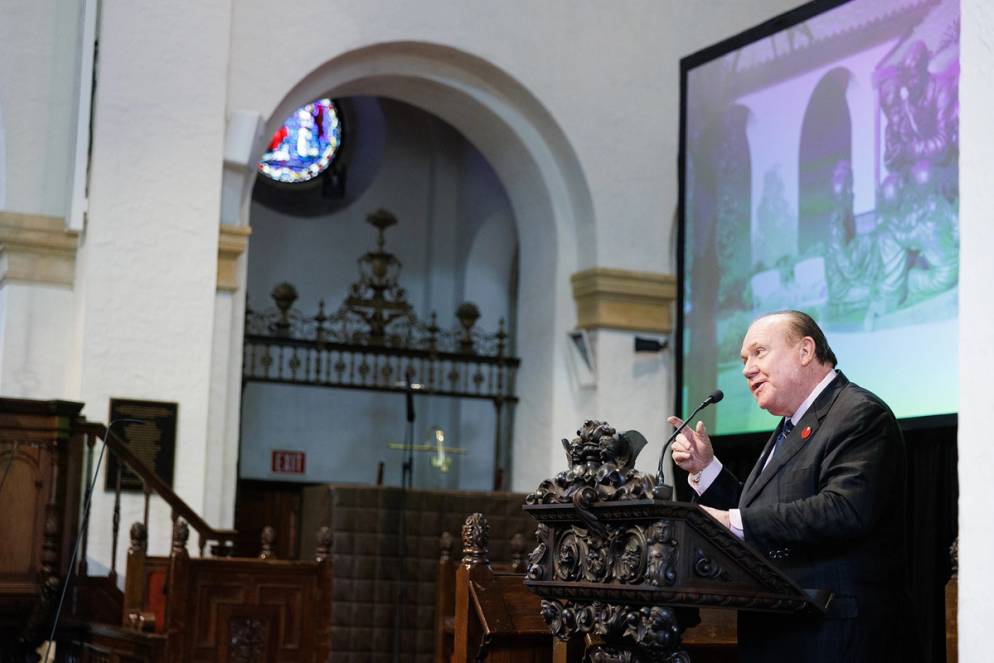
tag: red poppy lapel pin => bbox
[801,426,812,440]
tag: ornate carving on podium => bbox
[540,600,688,663]
[524,419,824,662]
[525,421,656,507]
[645,521,678,588]
[526,523,550,580]
[692,547,729,583]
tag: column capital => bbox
[0,212,78,287]
[217,224,251,292]
[570,267,676,333]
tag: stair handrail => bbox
[78,421,236,556]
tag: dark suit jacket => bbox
[699,372,908,663]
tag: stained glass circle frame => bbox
[258,98,343,183]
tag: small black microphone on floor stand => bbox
[655,389,724,491]
[393,373,421,663]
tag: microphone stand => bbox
[392,380,416,663]
[655,392,722,488]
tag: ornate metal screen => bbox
[241,210,520,487]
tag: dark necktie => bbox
[764,418,794,471]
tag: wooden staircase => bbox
[0,399,331,663]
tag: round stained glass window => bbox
[258,98,342,183]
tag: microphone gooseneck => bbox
[655,389,724,485]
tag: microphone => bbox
[655,389,723,484]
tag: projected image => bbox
[682,0,959,434]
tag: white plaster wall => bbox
[241,100,516,489]
[958,1,994,658]
[0,283,74,398]
[0,0,81,217]
[0,102,6,208]
[228,0,803,273]
[69,1,232,564]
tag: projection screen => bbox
[678,0,959,435]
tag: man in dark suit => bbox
[669,310,906,662]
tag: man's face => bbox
[739,315,807,417]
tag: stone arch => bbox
[236,41,596,490]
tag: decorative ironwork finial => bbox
[271,282,299,337]
[366,208,397,251]
[456,302,480,353]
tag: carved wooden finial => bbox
[510,532,527,573]
[439,531,454,562]
[129,522,148,555]
[259,526,276,560]
[171,519,189,556]
[461,513,489,566]
[315,526,332,563]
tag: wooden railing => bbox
[75,421,237,582]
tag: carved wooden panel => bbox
[218,604,280,663]
[192,581,246,649]
[0,445,46,580]
[179,559,325,662]
[0,398,84,648]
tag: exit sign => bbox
[271,450,306,475]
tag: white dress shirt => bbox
[690,369,838,539]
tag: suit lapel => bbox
[741,425,781,498]
[739,372,849,508]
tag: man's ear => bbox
[798,336,816,366]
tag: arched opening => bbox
[798,68,853,255]
[241,97,519,494]
[229,42,595,500]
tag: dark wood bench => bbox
[435,528,527,663]
[447,513,582,663]
[60,521,332,662]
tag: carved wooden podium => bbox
[523,421,830,662]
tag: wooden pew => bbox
[62,521,332,662]
[449,513,581,663]
[435,529,528,663]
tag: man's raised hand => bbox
[666,416,714,474]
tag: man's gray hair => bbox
[764,310,838,368]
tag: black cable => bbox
[42,418,143,659]
[0,440,19,497]
[392,382,416,663]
